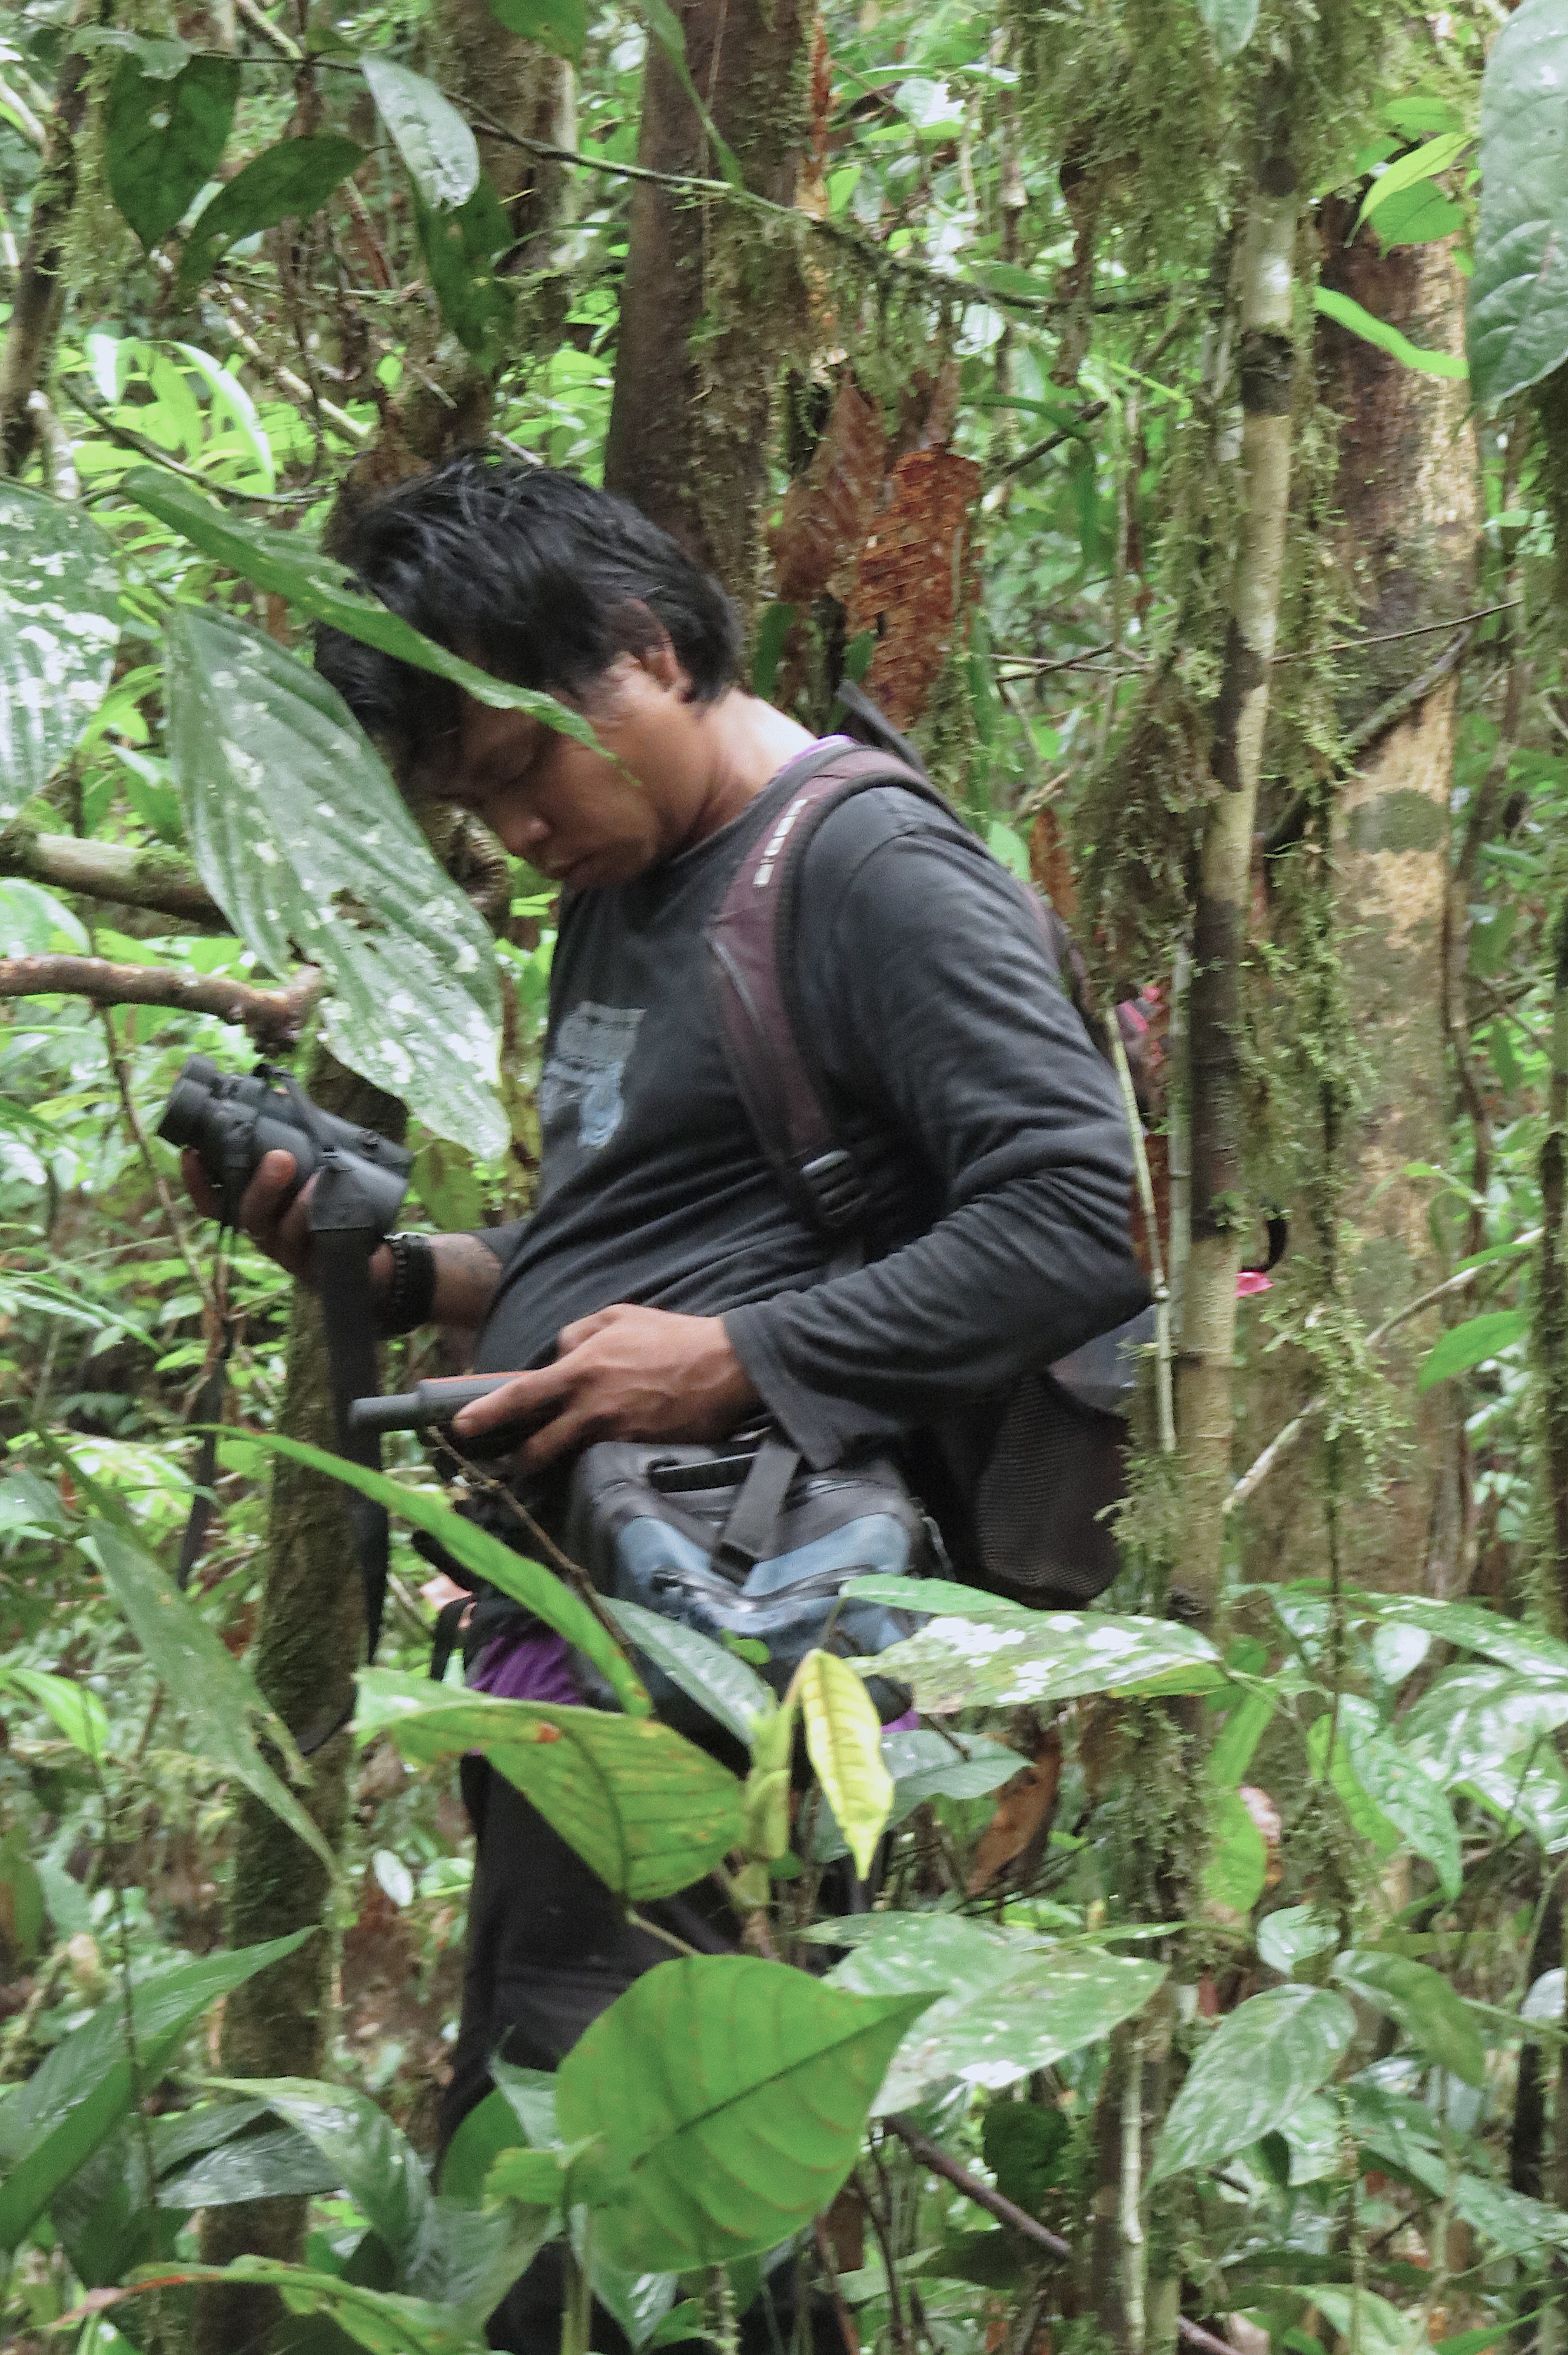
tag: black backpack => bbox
[705,736,1154,1610]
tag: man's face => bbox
[431,651,703,891]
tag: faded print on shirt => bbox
[538,1000,646,1150]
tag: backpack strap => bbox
[706,742,952,1240]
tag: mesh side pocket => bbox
[974,1371,1125,1606]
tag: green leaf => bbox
[1356,132,1470,230]
[1398,1662,1568,1785]
[414,180,516,361]
[1151,1985,1357,2182]
[116,2260,491,2354]
[85,1518,338,1878]
[812,1730,1024,1863]
[439,2090,524,2207]
[1335,1697,1463,1898]
[1308,2288,1426,2355]
[245,1432,647,1715]
[179,133,365,293]
[604,1600,773,1747]
[1203,1787,1268,1915]
[165,607,507,1157]
[853,1590,1223,1714]
[488,0,589,62]
[485,2146,569,2205]
[1194,0,1259,63]
[1373,180,1467,250]
[1470,0,1568,405]
[122,470,606,752]
[1206,1687,1275,1787]
[157,2125,344,2207]
[0,1828,44,1963]
[849,1943,1166,2114]
[175,341,277,487]
[1417,1308,1528,1389]
[981,2102,1069,2212]
[357,1672,743,1902]
[0,1666,109,1760]
[0,486,122,824]
[0,1934,306,2250]
[207,2078,434,2284]
[796,1650,893,1878]
[1334,1951,1487,2087]
[362,57,480,210]
[1256,1906,1339,1977]
[556,1956,934,2270]
[639,0,744,188]
[1314,286,1469,378]
[105,52,240,248]
[1364,1593,1568,1684]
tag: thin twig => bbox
[1108,1017,1174,1452]
[1226,1229,1544,1512]
[1270,599,1521,662]
[99,1005,216,1320]
[234,0,302,58]
[813,2218,861,2355]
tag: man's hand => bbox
[450,1302,760,1470]
[181,1147,325,1285]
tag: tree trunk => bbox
[602,0,808,601]
[194,1048,404,2355]
[0,18,91,476]
[1175,72,1298,1624]
[1237,217,1478,1594]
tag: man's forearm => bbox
[370,1230,507,1330]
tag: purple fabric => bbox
[469,1628,582,1706]
[883,1707,919,1733]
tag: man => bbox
[191,455,1147,2349]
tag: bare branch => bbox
[0,955,321,1046]
[0,828,221,923]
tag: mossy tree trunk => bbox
[602,0,808,602]
[193,1050,403,2355]
[1176,72,1298,1625]
[1237,216,1478,1594]
[0,6,91,477]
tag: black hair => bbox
[314,453,743,771]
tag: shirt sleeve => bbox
[722,816,1150,1467]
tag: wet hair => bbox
[314,453,743,771]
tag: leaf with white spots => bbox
[167,608,506,1154]
[0,487,123,823]
[845,1583,1223,1714]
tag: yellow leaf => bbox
[797,1651,893,1878]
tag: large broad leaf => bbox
[0,1933,305,2249]
[555,1956,933,2271]
[1470,0,1568,406]
[415,180,516,362]
[1417,1309,1528,1390]
[845,1943,1165,2113]
[358,1671,744,1902]
[851,1589,1222,1714]
[1334,1698,1463,1899]
[126,472,606,752]
[797,1650,893,1877]
[157,2125,344,2207]
[85,1519,337,1878]
[1364,1594,1568,1686]
[1398,1661,1568,1784]
[165,607,507,1156]
[207,2077,433,2284]
[105,50,239,247]
[0,486,122,823]
[604,1599,772,1747]
[249,1431,647,1715]
[489,0,588,58]
[1151,1985,1356,2181]
[179,133,365,292]
[1194,0,1258,62]
[1333,1951,1487,2088]
[363,57,480,210]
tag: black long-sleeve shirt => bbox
[471,745,1148,1467]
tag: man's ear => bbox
[619,606,687,695]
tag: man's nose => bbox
[498,811,550,856]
